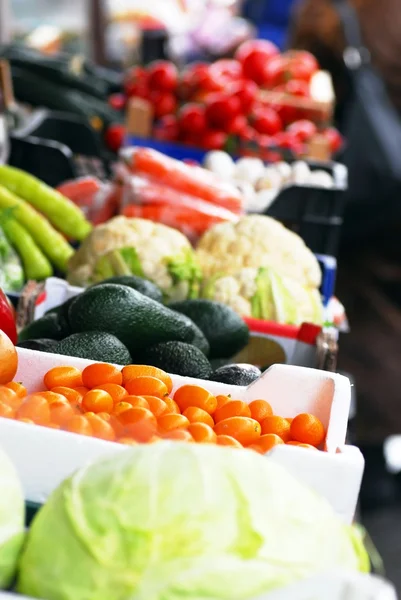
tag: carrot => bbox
[126,147,243,213]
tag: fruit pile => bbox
[109,41,343,157]
[0,361,326,452]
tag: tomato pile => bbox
[0,361,326,452]
[108,40,343,158]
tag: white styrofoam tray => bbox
[0,348,364,524]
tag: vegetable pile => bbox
[16,443,368,600]
[0,359,326,451]
[0,165,91,288]
[204,152,337,213]
[18,278,250,376]
[116,42,343,158]
[1,44,123,135]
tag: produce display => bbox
[197,215,324,324]
[0,166,91,286]
[0,355,326,451]
[204,152,337,212]
[18,277,252,376]
[119,42,342,158]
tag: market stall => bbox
[0,5,393,597]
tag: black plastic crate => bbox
[9,109,112,186]
[266,161,347,256]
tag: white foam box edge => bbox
[0,348,364,524]
[252,571,397,600]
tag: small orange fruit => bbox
[290,413,325,447]
[248,400,273,423]
[143,396,168,417]
[158,413,189,432]
[257,433,284,453]
[82,363,122,388]
[64,415,93,437]
[182,406,214,428]
[82,390,113,414]
[164,397,180,414]
[95,383,127,404]
[215,395,231,410]
[122,365,173,394]
[260,416,291,442]
[5,382,27,398]
[44,366,83,390]
[0,331,18,385]
[174,385,217,414]
[214,400,251,423]
[188,422,216,444]
[125,376,168,398]
[214,416,261,446]
[216,434,243,448]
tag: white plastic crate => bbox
[0,348,364,524]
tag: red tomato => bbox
[148,61,178,92]
[150,91,177,119]
[209,59,242,82]
[104,124,125,152]
[201,130,228,150]
[263,51,318,88]
[108,93,126,111]
[271,100,299,126]
[255,134,273,149]
[153,115,179,141]
[287,120,317,142]
[235,40,279,85]
[179,63,210,99]
[283,80,310,97]
[178,104,207,134]
[226,114,248,136]
[273,131,305,156]
[124,66,147,85]
[323,127,344,153]
[238,125,257,143]
[205,94,241,128]
[231,80,258,112]
[196,70,226,94]
[251,107,282,136]
[124,80,149,99]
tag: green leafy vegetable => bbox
[18,443,366,600]
[0,447,25,589]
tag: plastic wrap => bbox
[122,146,244,213]
[56,177,119,225]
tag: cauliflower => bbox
[67,216,202,301]
[202,267,324,326]
[196,215,321,288]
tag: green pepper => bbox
[1,218,53,281]
[0,185,73,272]
[0,165,92,241]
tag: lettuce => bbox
[0,447,25,589]
[18,443,366,600]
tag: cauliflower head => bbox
[197,215,321,289]
[202,267,324,326]
[67,216,202,301]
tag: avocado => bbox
[68,284,203,355]
[142,341,212,379]
[17,338,59,352]
[177,314,210,356]
[18,314,65,343]
[210,364,261,386]
[54,332,132,364]
[45,297,75,337]
[169,299,249,359]
[91,275,163,303]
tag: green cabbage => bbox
[0,447,25,589]
[17,443,366,600]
